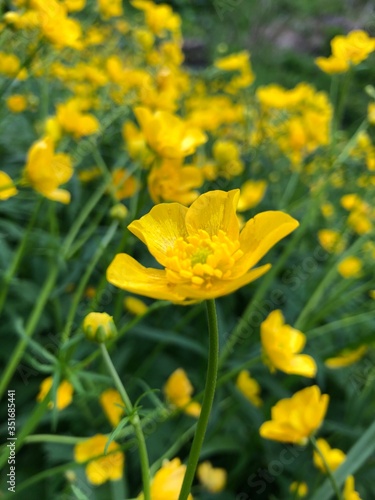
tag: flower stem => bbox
[178,299,219,500]
[310,436,343,500]
[100,343,151,500]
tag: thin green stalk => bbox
[100,343,151,500]
[178,299,219,500]
[334,69,352,131]
[23,434,84,445]
[310,437,343,500]
[61,221,119,344]
[307,310,375,339]
[0,198,42,316]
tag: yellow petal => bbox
[128,203,188,267]
[106,253,185,302]
[45,188,71,204]
[285,354,317,377]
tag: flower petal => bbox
[128,203,188,267]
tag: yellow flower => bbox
[337,256,362,278]
[0,171,18,200]
[259,385,329,444]
[63,0,86,12]
[74,434,124,485]
[313,438,346,473]
[110,169,139,201]
[290,482,309,497]
[325,346,368,369]
[132,1,181,36]
[37,377,74,410]
[261,310,317,377]
[123,296,148,316]
[139,458,192,500]
[215,51,251,71]
[315,56,350,74]
[98,0,123,19]
[237,180,267,212]
[134,107,207,159]
[23,137,73,204]
[99,389,125,427]
[0,52,21,77]
[6,94,27,113]
[197,461,227,493]
[106,190,299,302]
[122,121,150,163]
[236,370,262,407]
[318,229,346,254]
[212,140,244,179]
[110,203,129,221]
[164,368,201,417]
[56,101,99,139]
[83,312,117,343]
[343,475,362,500]
[331,30,375,65]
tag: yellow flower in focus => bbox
[337,256,362,279]
[290,482,309,497]
[107,190,299,302]
[236,370,262,407]
[343,475,362,500]
[37,377,74,410]
[237,180,267,212]
[197,461,227,493]
[6,94,27,113]
[318,229,345,254]
[83,312,117,343]
[261,310,317,377]
[139,458,192,500]
[0,171,18,200]
[164,368,201,417]
[98,0,123,19]
[74,434,124,485]
[259,386,329,444]
[23,137,73,204]
[134,107,207,159]
[100,389,125,427]
[313,438,346,473]
[123,296,148,315]
[325,345,368,369]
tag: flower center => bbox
[165,229,243,288]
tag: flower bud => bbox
[83,312,117,343]
[110,203,128,221]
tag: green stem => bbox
[334,69,352,131]
[307,310,375,339]
[0,198,42,317]
[310,437,343,500]
[23,434,84,445]
[100,343,151,500]
[178,299,219,500]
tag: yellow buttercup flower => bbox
[132,1,181,37]
[23,137,73,204]
[259,385,329,445]
[237,180,267,212]
[315,56,350,74]
[99,389,125,427]
[343,475,362,500]
[110,168,139,201]
[290,482,308,497]
[197,461,227,493]
[318,229,346,254]
[37,377,74,410]
[164,368,201,418]
[6,94,27,113]
[261,310,317,377]
[313,438,346,473]
[0,52,21,77]
[107,190,299,302]
[98,0,123,19]
[0,171,18,200]
[236,370,262,407]
[138,458,192,500]
[56,100,99,139]
[63,0,86,12]
[74,434,124,485]
[212,140,244,179]
[325,345,368,369]
[134,107,207,159]
[123,296,148,315]
[83,312,117,343]
[368,102,375,125]
[337,256,362,278]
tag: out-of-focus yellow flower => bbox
[134,28,155,51]
[197,461,227,493]
[368,102,375,125]
[110,168,139,201]
[23,137,73,204]
[123,296,148,315]
[236,370,262,407]
[337,256,362,278]
[74,434,124,485]
[261,310,317,377]
[122,121,150,163]
[321,202,335,218]
[290,482,309,497]
[164,368,201,417]
[315,56,350,74]
[83,312,117,343]
[56,100,99,139]
[134,107,207,159]
[138,458,192,500]
[237,180,267,212]
[132,1,181,37]
[215,51,255,91]
[0,171,18,200]
[98,0,123,19]
[37,377,74,410]
[259,386,329,444]
[6,94,27,113]
[370,290,375,299]
[343,475,362,500]
[318,229,346,254]
[107,190,299,302]
[63,0,86,12]
[341,194,360,210]
[78,166,102,183]
[110,203,128,221]
[44,116,62,143]
[0,52,21,77]
[325,345,368,369]
[212,140,244,179]
[148,158,203,205]
[313,438,346,473]
[99,389,125,427]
